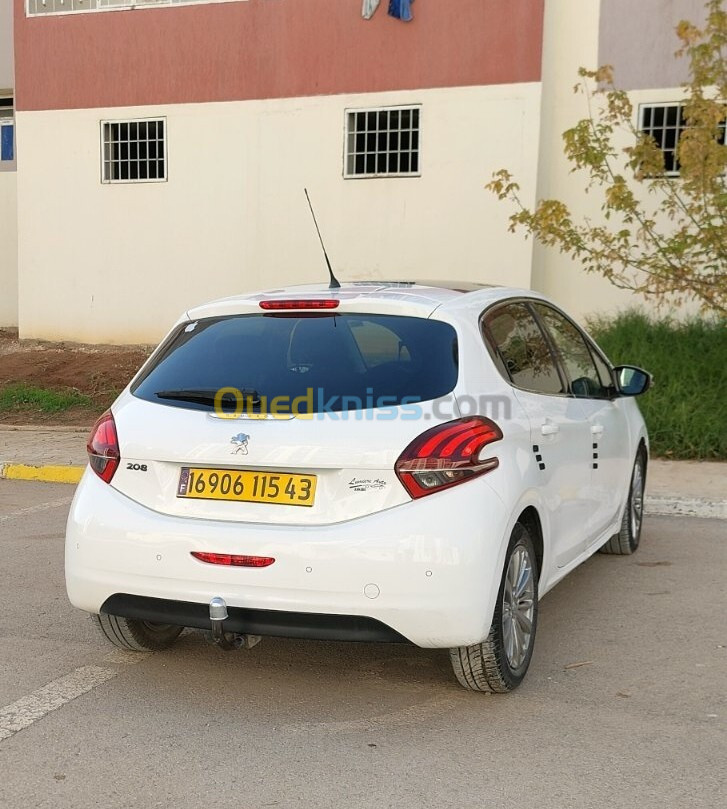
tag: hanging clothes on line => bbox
[388,0,414,22]
[362,0,381,19]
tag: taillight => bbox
[191,552,275,568]
[87,410,120,484]
[259,299,340,310]
[395,417,502,499]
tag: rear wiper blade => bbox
[155,388,261,405]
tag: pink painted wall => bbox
[15,0,544,111]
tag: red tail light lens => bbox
[87,410,120,484]
[191,552,275,568]
[259,299,340,310]
[395,417,503,499]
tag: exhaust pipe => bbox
[207,597,261,651]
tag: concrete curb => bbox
[0,425,88,433]
[0,464,84,484]
[645,495,727,521]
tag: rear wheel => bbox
[93,613,183,651]
[599,448,646,556]
[450,523,538,693]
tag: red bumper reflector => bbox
[259,299,340,310]
[191,552,275,568]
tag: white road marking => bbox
[0,666,116,742]
[0,495,153,742]
[0,496,73,524]
[0,648,152,742]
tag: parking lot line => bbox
[0,666,117,742]
[0,496,73,524]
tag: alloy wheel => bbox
[502,545,535,670]
[630,460,645,539]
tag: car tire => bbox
[449,523,539,693]
[93,613,183,651]
[598,448,647,556]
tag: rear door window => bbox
[132,313,458,413]
[483,303,565,395]
[533,304,613,399]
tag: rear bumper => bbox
[66,470,511,648]
[101,593,410,643]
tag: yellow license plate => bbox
[177,467,317,507]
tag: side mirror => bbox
[614,365,652,397]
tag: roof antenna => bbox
[304,188,341,289]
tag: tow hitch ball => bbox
[207,597,261,651]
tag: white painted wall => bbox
[531,0,632,320]
[0,0,15,327]
[599,0,705,91]
[0,170,17,326]
[16,83,542,343]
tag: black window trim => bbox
[528,301,618,401]
[479,298,570,398]
[129,320,188,392]
[479,297,618,401]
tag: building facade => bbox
[3,0,708,343]
[0,0,16,328]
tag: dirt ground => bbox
[0,328,153,427]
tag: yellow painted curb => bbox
[0,464,84,484]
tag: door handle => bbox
[591,424,605,436]
[540,423,560,436]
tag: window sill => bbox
[344,173,422,181]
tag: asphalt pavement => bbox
[0,480,725,809]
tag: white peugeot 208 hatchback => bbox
[65,282,650,692]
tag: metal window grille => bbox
[639,103,727,176]
[27,0,245,15]
[28,0,97,13]
[101,119,166,184]
[345,106,420,178]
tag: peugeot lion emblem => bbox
[231,433,250,455]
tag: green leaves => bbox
[488,0,727,315]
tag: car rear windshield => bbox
[131,313,459,414]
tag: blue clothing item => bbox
[0,124,13,162]
[388,0,414,22]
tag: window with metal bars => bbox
[345,106,420,178]
[27,0,247,15]
[639,103,727,176]
[0,97,14,167]
[101,119,166,184]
